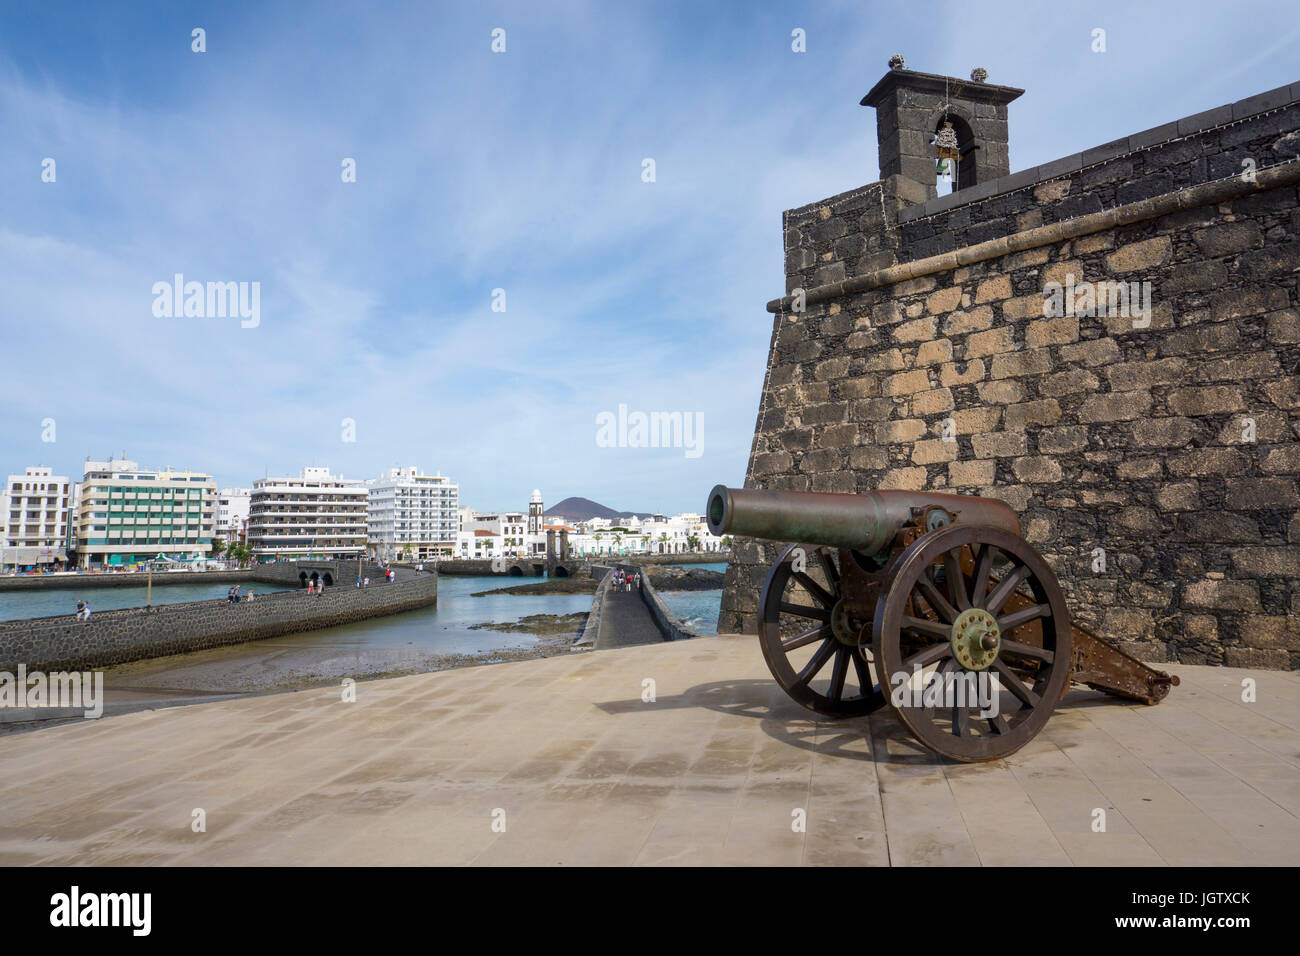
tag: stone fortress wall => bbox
[0,562,436,673]
[720,66,1300,669]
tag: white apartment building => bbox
[247,466,367,559]
[217,487,251,544]
[366,467,458,560]
[455,508,528,558]
[449,489,730,561]
[74,457,217,568]
[559,513,727,557]
[1,466,73,569]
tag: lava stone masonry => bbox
[721,90,1300,669]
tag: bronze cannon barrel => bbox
[706,485,1021,557]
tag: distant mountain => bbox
[545,497,652,522]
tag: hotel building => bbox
[73,457,217,568]
[365,467,458,561]
[217,487,252,544]
[1,466,73,569]
[247,466,367,559]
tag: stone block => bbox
[911,387,955,415]
[1182,578,1260,612]
[894,317,938,343]
[1105,236,1172,273]
[965,327,1017,358]
[1025,316,1080,348]
[942,306,994,335]
[1012,456,1064,483]
[940,359,986,386]
[977,379,1029,404]
[1004,399,1062,429]
[972,431,1029,459]
[926,286,964,314]
[974,276,1012,303]
[948,460,995,487]
[1166,386,1245,416]
[990,348,1053,379]
[1078,390,1153,423]
[882,370,933,397]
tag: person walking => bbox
[306,579,314,595]
[316,578,325,595]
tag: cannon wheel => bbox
[758,544,886,717]
[872,525,1072,762]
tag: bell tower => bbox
[862,56,1023,199]
[528,489,543,535]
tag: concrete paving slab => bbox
[0,634,1297,865]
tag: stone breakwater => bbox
[0,569,258,592]
[0,564,436,673]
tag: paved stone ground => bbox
[0,634,1297,866]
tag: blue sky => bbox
[1,1,1296,514]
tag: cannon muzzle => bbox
[706,485,1021,557]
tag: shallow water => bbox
[262,575,597,654]
[656,561,725,634]
[657,589,722,635]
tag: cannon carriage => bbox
[707,485,1178,762]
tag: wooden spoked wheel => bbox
[758,544,886,717]
[871,525,1072,762]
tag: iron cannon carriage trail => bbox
[706,485,1179,762]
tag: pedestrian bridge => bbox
[586,565,696,649]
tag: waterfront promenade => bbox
[0,634,1296,865]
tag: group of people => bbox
[614,568,641,592]
[305,578,325,595]
[227,586,255,603]
[73,599,92,620]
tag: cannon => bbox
[706,485,1179,762]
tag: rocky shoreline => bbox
[469,612,589,638]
